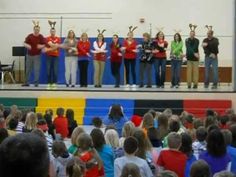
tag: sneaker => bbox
[175,85,179,89]
[170,85,175,88]
[160,85,164,88]
[204,85,209,89]
[211,85,217,89]
[114,85,120,88]
[125,84,130,88]
[193,85,198,89]
[71,85,75,88]
[146,85,152,88]
[66,84,69,87]
[52,83,57,88]
[34,84,38,87]
[131,84,136,88]
[139,84,144,88]
[22,83,29,87]
[187,85,191,89]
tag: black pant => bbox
[78,60,89,86]
[111,62,121,86]
[124,59,136,85]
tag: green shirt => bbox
[171,41,183,58]
[68,144,77,154]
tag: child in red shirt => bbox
[75,133,104,177]
[53,108,69,138]
[157,132,187,177]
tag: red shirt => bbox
[157,149,187,177]
[53,116,69,138]
[110,42,122,63]
[153,39,168,59]
[79,151,105,177]
[77,40,91,57]
[25,33,45,56]
[46,36,61,57]
[123,39,137,59]
[93,41,106,61]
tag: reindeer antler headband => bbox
[205,25,213,31]
[97,29,106,35]
[128,26,138,33]
[48,20,56,30]
[32,20,40,28]
[189,24,197,32]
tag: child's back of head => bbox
[92,117,103,128]
[167,132,182,150]
[123,136,138,155]
[196,126,207,142]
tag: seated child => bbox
[157,132,187,177]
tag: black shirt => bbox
[203,37,219,57]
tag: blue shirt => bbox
[185,154,197,177]
[227,145,236,173]
[199,151,231,176]
[103,116,128,137]
[98,144,114,177]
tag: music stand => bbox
[12,46,26,83]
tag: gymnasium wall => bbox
[0,0,234,69]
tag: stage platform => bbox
[0,83,234,93]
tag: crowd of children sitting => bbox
[0,103,236,177]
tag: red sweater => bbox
[77,40,91,57]
[46,36,61,57]
[110,42,122,63]
[153,39,168,59]
[53,116,69,138]
[25,33,46,56]
[123,39,137,59]
[157,149,187,177]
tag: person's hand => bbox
[194,53,199,58]
[120,47,126,51]
[68,48,72,53]
[158,43,164,48]
[86,53,91,57]
[37,44,45,49]
[145,49,151,53]
[152,49,159,53]
[202,42,208,47]
[132,49,139,53]
[210,53,216,59]
[118,52,122,56]
[25,44,32,50]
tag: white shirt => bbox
[93,41,107,52]
[114,155,153,177]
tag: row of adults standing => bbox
[22,21,219,89]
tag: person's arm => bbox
[143,161,154,177]
[114,159,121,177]
[24,35,32,50]
[226,162,231,171]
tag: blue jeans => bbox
[154,59,166,86]
[171,59,182,86]
[204,56,218,86]
[46,56,58,84]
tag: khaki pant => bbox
[187,60,199,86]
[93,60,105,86]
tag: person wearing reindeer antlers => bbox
[202,25,219,89]
[185,24,200,89]
[92,29,107,88]
[22,21,46,87]
[45,21,61,88]
[122,26,138,88]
